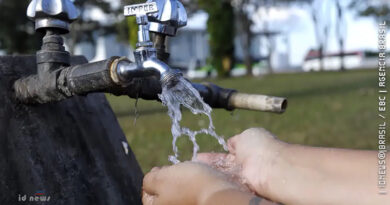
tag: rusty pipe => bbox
[13,57,287,114]
[228,93,287,113]
[193,83,287,113]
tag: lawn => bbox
[106,69,382,172]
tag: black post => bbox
[0,56,143,204]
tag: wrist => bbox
[197,179,238,205]
[200,188,253,205]
[249,139,290,199]
[261,141,295,203]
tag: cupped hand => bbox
[197,128,285,198]
[142,161,240,205]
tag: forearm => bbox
[267,144,390,205]
[201,189,277,205]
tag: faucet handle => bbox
[124,2,159,48]
[124,2,159,17]
[147,0,187,36]
[27,0,79,34]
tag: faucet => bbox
[13,0,182,104]
[115,1,182,87]
[13,0,288,114]
[146,0,187,62]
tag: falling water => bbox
[159,76,228,164]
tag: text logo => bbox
[124,2,158,16]
[18,191,51,202]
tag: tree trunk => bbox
[266,34,274,74]
[336,1,346,71]
[0,56,143,205]
[339,39,345,71]
[239,12,253,76]
[319,46,324,71]
[264,0,273,74]
[311,4,325,71]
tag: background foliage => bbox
[198,0,235,77]
[0,0,40,54]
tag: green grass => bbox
[106,69,382,172]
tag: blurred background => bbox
[1,0,389,172]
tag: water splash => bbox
[159,76,228,164]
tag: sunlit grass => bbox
[107,69,382,172]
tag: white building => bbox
[74,9,290,76]
[302,50,389,72]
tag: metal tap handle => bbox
[27,0,79,34]
[146,0,187,36]
[136,15,152,44]
[124,2,159,47]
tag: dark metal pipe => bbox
[192,83,236,110]
[13,56,171,104]
[58,57,120,96]
[13,58,287,113]
[152,33,170,62]
[192,83,287,113]
[13,57,121,103]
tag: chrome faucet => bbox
[145,0,188,62]
[14,0,182,104]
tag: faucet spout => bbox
[114,57,180,87]
[142,58,181,87]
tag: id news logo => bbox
[18,191,51,202]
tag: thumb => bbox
[227,137,237,155]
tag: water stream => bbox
[159,76,228,164]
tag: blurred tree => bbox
[233,0,311,75]
[335,0,346,71]
[301,0,350,72]
[310,0,331,71]
[262,0,276,75]
[117,0,144,49]
[67,0,114,54]
[0,0,117,55]
[0,0,41,54]
[350,0,390,22]
[198,0,235,77]
[280,0,331,71]
[181,0,201,15]
[231,0,258,76]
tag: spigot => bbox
[27,0,79,34]
[26,0,80,73]
[144,0,187,61]
[121,2,181,87]
[124,2,158,60]
[14,0,180,104]
[15,0,287,114]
